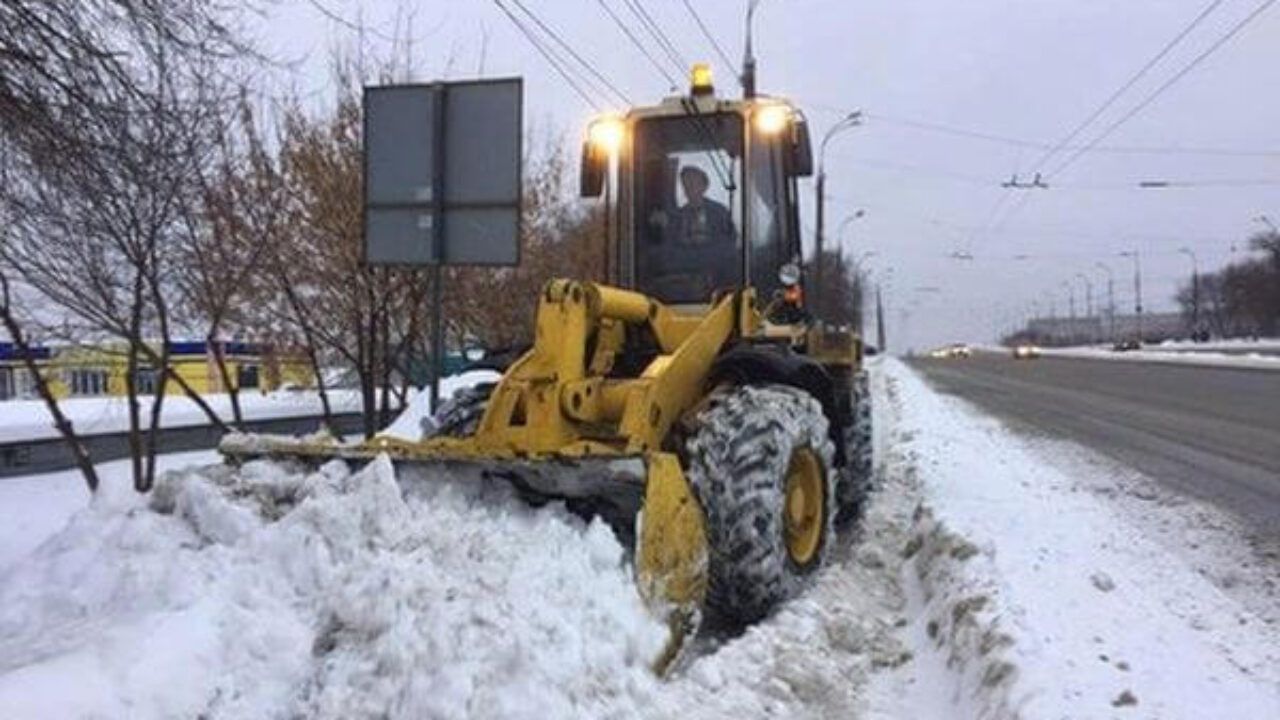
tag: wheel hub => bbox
[783,447,824,565]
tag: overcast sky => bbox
[262,0,1280,351]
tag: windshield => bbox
[632,113,743,304]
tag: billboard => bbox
[363,78,522,266]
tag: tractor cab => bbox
[580,64,813,307]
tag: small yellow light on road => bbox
[754,104,790,135]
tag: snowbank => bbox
[879,360,1280,719]
[379,370,501,440]
[1042,345,1280,370]
[0,364,918,720]
[0,450,218,572]
[0,457,670,720]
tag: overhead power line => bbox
[507,0,632,106]
[595,0,680,89]
[620,0,689,77]
[851,110,1280,158]
[979,0,1232,240]
[492,0,601,110]
[679,0,738,79]
[1047,0,1279,179]
[1031,0,1229,177]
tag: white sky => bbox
[259,0,1280,351]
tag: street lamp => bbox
[1119,250,1143,343]
[814,110,863,318]
[835,209,867,260]
[1095,261,1116,343]
[1179,247,1200,337]
[1075,272,1094,343]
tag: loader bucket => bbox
[219,432,707,673]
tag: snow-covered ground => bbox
[874,361,1280,719]
[1041,345,1280,370]
[1154,337,1280,352]
[0,390,364,443]
[1,361,1276,719]
[0,371,503,443]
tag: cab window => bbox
[633,114,743,303]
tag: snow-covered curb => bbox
[878,360,1280,719]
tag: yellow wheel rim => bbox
[783,447,824,565]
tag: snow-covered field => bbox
[0,371,503,443]
[1,361,1276,719]
[0,390,365,443]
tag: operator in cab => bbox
[672,166,734,248]
[645,164,739,300]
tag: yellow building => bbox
[0,341,315,400]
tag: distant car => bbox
[1112,339,1142,352]
[1012,344,1041,360]
[929,343,972,359]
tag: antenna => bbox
[742,0,757,97]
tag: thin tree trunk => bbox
[0,296,100,492]
[208,333,243,427]
[135,342,230,433]
[125,339,145,492]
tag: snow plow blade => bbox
[219,431,707,673]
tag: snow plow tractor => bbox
[220,65,874,671]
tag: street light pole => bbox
[1075,272,1094,343]
[1095,261,1115,343]
[1178,247,1200,336]
[814,111,863,320]
[1119,250,1143,342]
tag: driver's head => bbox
[679,166,709,204]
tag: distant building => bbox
[1022,312,1184,346]
[0,340,313,401]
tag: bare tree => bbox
[0,1,253,491]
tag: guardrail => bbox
[0,412,369,479]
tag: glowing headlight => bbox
[778,262,801,287]
[587,116,625,153]
[754,104,791,135]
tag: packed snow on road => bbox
[1,361,1276,719]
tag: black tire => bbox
[836,371,874,527]
[421,382,495,438]
[684,384,837,624]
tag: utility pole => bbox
[1096,261,1115,343]
[1075,272,1093,343]
[875,284,886,353]
[1179,247,1199,336]
[814,111,862,320]
[1120,250,1143,342]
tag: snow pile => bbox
[0,457,670,720]
[379,370,501,440]
[0,443,918,720]
[1041,345,1280,370]
[879,360,1280,719]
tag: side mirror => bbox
[580,141,605,197]
[789,118,814,177]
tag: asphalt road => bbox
[909,352,1280,534]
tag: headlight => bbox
[778,262,801,286]
[587,116,624,153]
[754,104,791,135]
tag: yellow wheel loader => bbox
[220,65,874,671]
